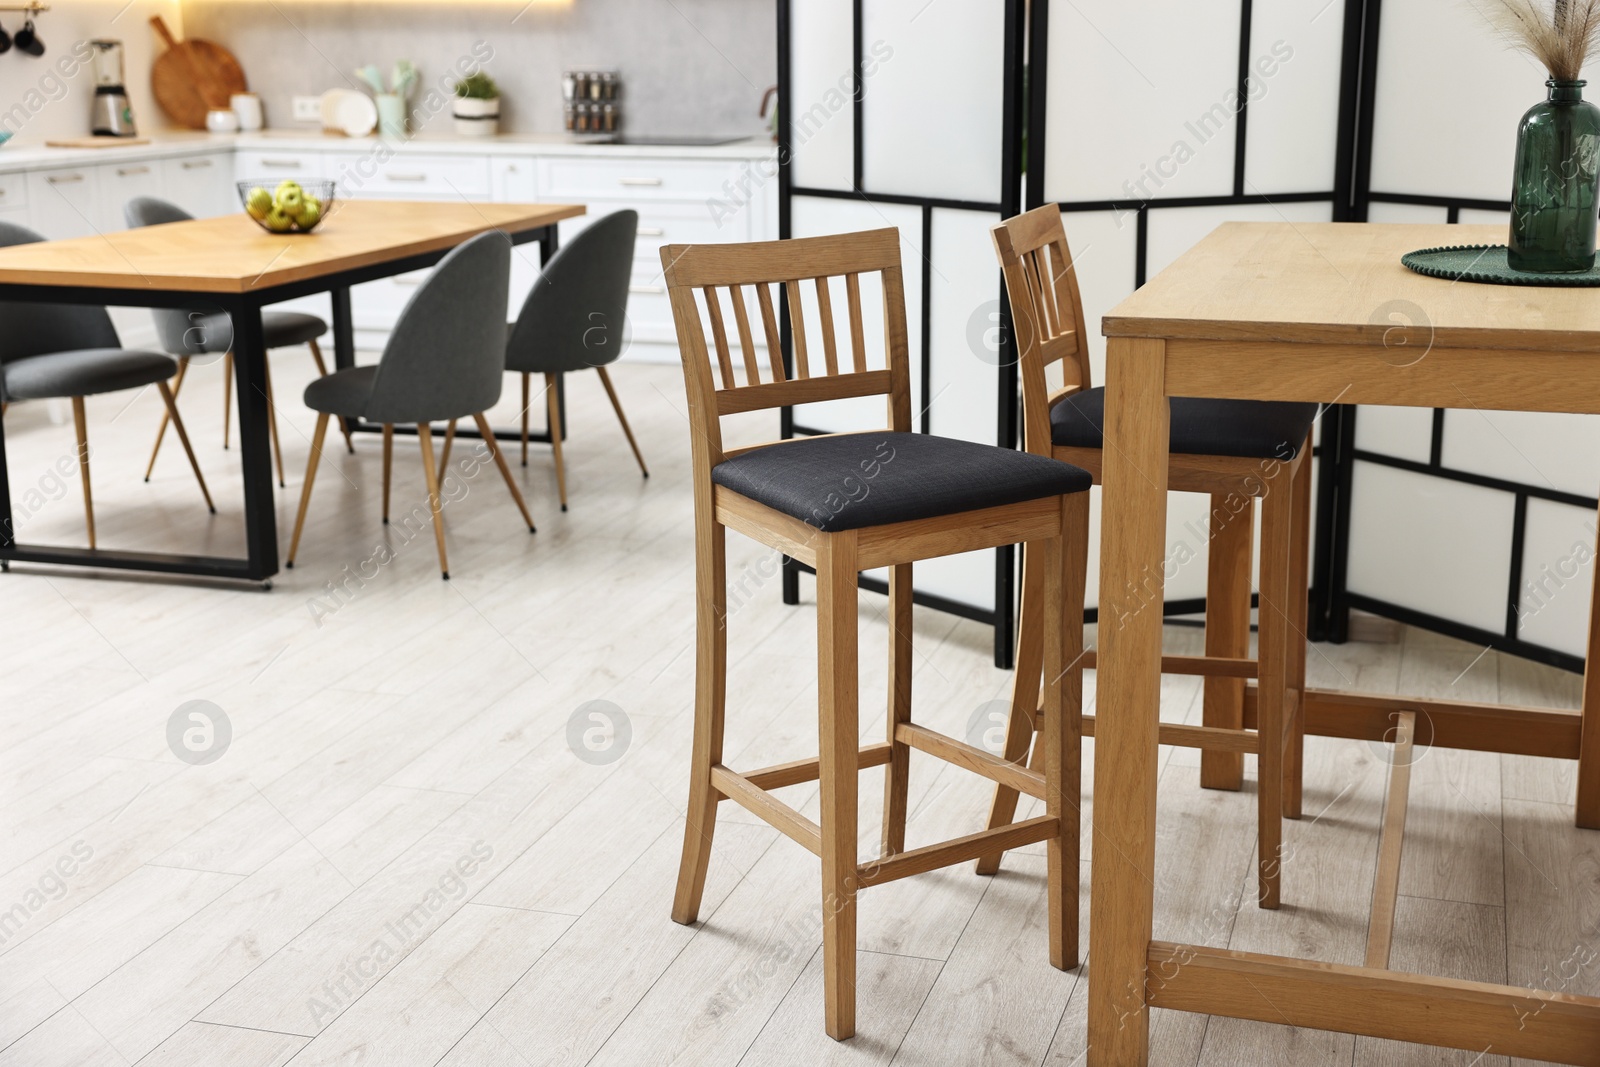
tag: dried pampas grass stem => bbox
[1481,0,1600,81]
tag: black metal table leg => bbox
[331,286,355,371]
[226,301,280,580]
[0,394,13,570]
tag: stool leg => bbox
[520,372,531,467]
[417,423,450,579]
[262,356,286,489]
[1578,494,1600,827]
[881,562,913,856]
[381,424,393,524]
[285,413,329,568]
[1256,465,1293,910]
[143,356,187,481]
[1201,492,1253,791]
[1286,439,1313,820]
[975,541,1045,875]
[1045,491,1088,970]
[71,396,94,549]
[817,530,859,1041]
[546,373,568,511]
[307,339,354,454]
[672,511,728,925]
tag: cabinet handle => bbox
[637,226,664,237]
[618,177,663,186]
[629,284,665,295]
[116,166,151,177]
[181,159,214,170]
[385,173,428,182]
[394,275,425,286]
[47,173,85,184]
[261,159,302,169]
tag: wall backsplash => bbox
[178,0,776,138]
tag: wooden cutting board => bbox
[45,137,152,148]
[149,15,246,130]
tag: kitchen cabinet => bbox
[235,150,326,183]
[161,154,232,217]
[101,161,164,229]
[28,166,100,239]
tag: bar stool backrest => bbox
[658,227,912,474]
[991,206,1092,456]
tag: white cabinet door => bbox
[235,150,326,184]
[0,172,27,220]
[100,160,165,230]
[162,154,231,217]
[27,166,101,239]
[492,156,537,202]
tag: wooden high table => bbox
[1090,222,1600,1065]
[0,199,583,584]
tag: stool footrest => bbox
[711,765,822,856]
[1080,650,1257,678]
[896,722,1046,800]
[1082,714,1258,754]
[859,815,1060,888]
[738,742,895,792]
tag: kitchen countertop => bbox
[0,129,776,173]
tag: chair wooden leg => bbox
[439,419,457,474]
[143,356,188,481]
[381,423,393,524]
[520,372,530,467]
[975,540,1046,875]
[672,511,727,925]
[546,373,568,511]
[596,366,649,478]
[262,356,285,489]
[285,413,329,568]
[1202,491,1254,792]
[1255,465,1294,910]
[816,529,859,1041]
[221,351,233,450]
[881,562,913,857]
[157,381,214,514]
[473,413,536,533]
[307,340,354,454]
[70,396,94,549]
[1045,491,1087,970]
[1286,439,1313,820]
[417,422,450,579]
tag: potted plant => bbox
[1485,0,1600,272]
[453,71,501,137]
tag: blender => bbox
[89,41,137,137]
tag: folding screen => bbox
[1339,0,1600,668]
[778,0,1026,666]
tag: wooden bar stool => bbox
[978,205,1316,909]
[661,228,1094,1040]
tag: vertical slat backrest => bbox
[991,205,1092,456]
[660,229,910,473]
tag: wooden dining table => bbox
[0,198,583,584]
[1090,222,1600,1065]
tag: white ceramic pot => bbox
[453,96,500,137]
[205,108,240,133]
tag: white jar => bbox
[205,108,240,133]
[452,96,500,137]
[231,92,264,131]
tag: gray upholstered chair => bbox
[0,221,212,548]
[124,197,350,490]
[505,208,647,511]
[286,230,532,579]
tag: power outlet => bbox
[291,96,322,123]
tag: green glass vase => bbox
[1508,80,1600,273]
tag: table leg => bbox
[229,305,279,580]
[1088,336,1169,1067]
[331,286,355,371]
[0,393,12,568]
[1578,496,1600,828]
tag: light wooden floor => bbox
[1,353,1596,1067]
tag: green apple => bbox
[244,186,272,220]
[274,185,304,214]
[294,199,322,229]
[262,207,295,233]
[274,179,303,198]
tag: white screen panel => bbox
[1366,202,1448,224]
[1368,0,1600,200]
[1083,488,1223,610]
[1441,410,1600,499]
[1347,461,1515,633]
[859,0,1004,203]
[1458,208,1510,227]
[1144,200,1333,280]
[1243,0,1344,193]
[1044,0,1241,203]
[789,0,856,192]
[1060,209,1140,381]
[789,196,924,434]
[1518,498,1597,658]
[1353,406,1433,464]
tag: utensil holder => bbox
[375,93,406,140]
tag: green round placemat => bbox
[1401,244,1600,286]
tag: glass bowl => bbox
[237,179,335,234]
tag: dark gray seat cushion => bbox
[303,364,378,417]
[711,431,1091,533]
[1051,387,1318,460]
[3,348,177,400]
[181,309,328,356]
